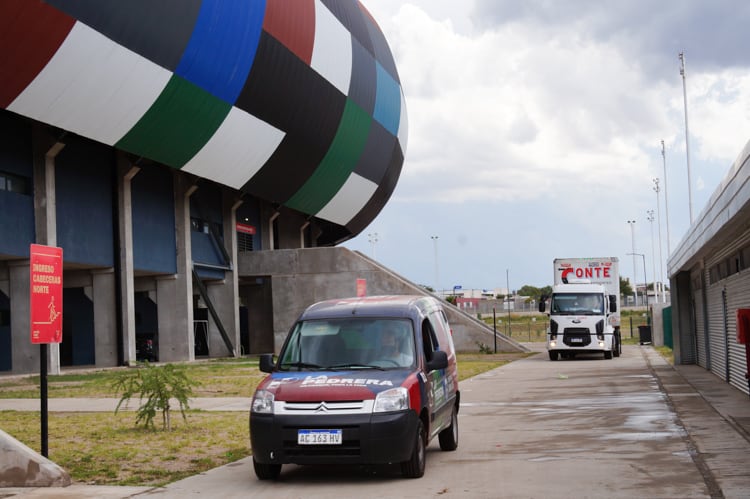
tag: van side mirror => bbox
[427,350,448,371]
[259,353,275,373]
[609,295,617,313]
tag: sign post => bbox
[30,244,63,457]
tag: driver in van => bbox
[380,326,413,366]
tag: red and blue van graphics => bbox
[249,295,459,479]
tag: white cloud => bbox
[353,0,750,288]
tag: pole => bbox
[367,232,378,259]
[627,221,637,306]
[661,140,671,256]
[647,210,657,305]
[640,254,647,309]
[506,269,511,337]
[431,236,439,295]
[40,343,49,458]
[679,52,694,223]
[653,178,665,302]
[493,307,497,353]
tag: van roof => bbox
[299,295,439,320]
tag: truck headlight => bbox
[251,389,274,414]
[374,387,409,413]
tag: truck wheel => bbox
[548,351,559,361]
[439,404,459,451]
[613,338,621,357]
[402,420,426,478]
[253,458,281,480]
[604,350,613,360]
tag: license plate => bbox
[298,429,342,445]
[571,338,583,343]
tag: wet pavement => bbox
[1,344,749,498]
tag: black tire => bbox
[438,405,459,451]
[401,419,426,478]
[604,350,613,360]
[613,337,621,357]
[253,458,281,480]
[548,351,559,361]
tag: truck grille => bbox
[563,328,591,347]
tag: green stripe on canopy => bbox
[116,75,230,168]
[285,99,371,215]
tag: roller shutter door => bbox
[694,288,708,368]
[724,271,750,395]
[705,283,727,381]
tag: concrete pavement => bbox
[1,344,749,498]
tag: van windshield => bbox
[278,318,416,370]
[550,293,604,315]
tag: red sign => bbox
[236,222,256,235]
[30,244,63,344]
[356,279,367,297]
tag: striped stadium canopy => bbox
[0,0,408,244]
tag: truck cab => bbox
[539,283,620,360]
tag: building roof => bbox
[0,0,407,245]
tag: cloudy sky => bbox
[346,0,750,293]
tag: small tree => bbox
[113,363,198,431]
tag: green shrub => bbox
[113,363,198,431]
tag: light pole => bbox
[647,210,658,304]
[679,52,694,223]
[661,140,671,255]
[653,178,665,302]
[627,220,638,307]
[431,236,439,295]
[627,252,647,307]
[367,232,378,259]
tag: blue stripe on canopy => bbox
[175,0,266,104]
[373,63,400,136]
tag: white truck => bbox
[538,257,621,361]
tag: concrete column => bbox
[8,261,34,373]
[91,270,117,366]
[32,126,65,375]
[206,192,241,357]
[156,173,196,362]
[116,154,139,366]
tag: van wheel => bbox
[401,420,426,478]
[548,351,558,361]
[253,458,281,480]
[439,405,459,451]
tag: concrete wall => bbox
[238,247,529,354]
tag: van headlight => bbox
[251,389,274,414]
[373,387,409,413]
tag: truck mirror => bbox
[609,295,617,313]
[538,295,547,313]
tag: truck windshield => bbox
[278,318,416,370]
[550,293,604,315]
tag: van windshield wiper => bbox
[280,361,325,371]
[327,363,385,370]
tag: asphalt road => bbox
[6,344,750,498]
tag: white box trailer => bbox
[540,257,621,361]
